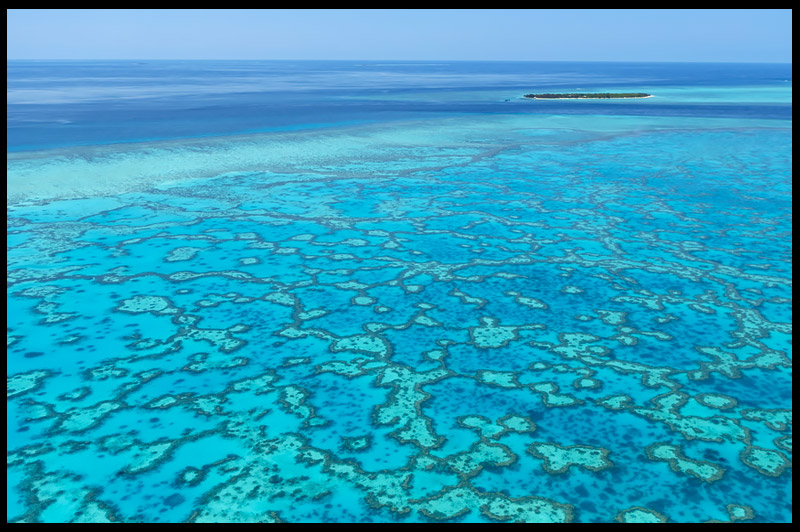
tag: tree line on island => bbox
[524,92,651,99]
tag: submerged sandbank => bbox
[7,113,790,205]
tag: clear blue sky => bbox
[6,9,793,62]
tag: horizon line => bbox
[6,58,793,65]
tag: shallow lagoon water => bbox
[7,61,792,522]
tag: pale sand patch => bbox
[8,113,787,205]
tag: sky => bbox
[6,9,793,63]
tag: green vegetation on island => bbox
[524,92,651,99]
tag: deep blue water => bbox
[7,60,792,151]
[6,61,792,523]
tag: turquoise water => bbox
[7,61,792,523]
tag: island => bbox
[524,92,652,99]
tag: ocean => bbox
[6,60,792,522]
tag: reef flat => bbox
[6,61,793,523]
